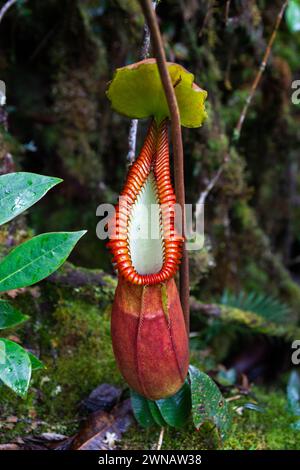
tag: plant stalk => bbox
[140,0,190,334]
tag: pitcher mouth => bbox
[107,119,183,285]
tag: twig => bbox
[0,0,17,25]
[195,148,230,223]
[156,427,164,450]
[233,0,289,141]
[196,163,224,209]
[127,1,157,163]
[140,0,190,334]
[226,395,242,402]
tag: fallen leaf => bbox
[0,443,21,450]
[71,399,132,450]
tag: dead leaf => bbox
[0,434,70,451]
[5,416,18,423]
[71,399,132,450]
[0,443,21,450]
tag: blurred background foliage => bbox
[1,0,300,449]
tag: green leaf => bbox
[286,0,300,32]
[147,400,167,426]
[0,231,86,293]
[0,338,31,397]
[130,389,156,428]
[28,352,44,371]
[156,381,191,428]
[189,365,231,439]
[0,300,28,329]
[107,58,207,128]
[0,172,62,226]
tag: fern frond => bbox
[220,290,291,324]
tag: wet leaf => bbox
[130,389,156,428]
[71,399,132,450]
[107,58,207,127]
[0,231,86,292]
[156,381,191,428]
[0,338,31,397]
[189,365,231,439]
[0,300,28,329]
[0,172,62,226]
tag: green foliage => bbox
[131,367,229,436]
[156,381,191,428]
[28,353,44,372]
[147,401,166,426]
[189,366,231,439]
[107,59,207,127]
[131,381,191,429]
[0,231,86,292]
[0,339,31,397]
[0,172,61,226]
[0,172,86,397]
[220,289,291,324]
[131,391,156,427]
[0,300,28,329]
[286,0,300,33]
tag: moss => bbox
[121,387,299,450]
[224,387,299,450]
[0,264,120,442]
[122,420,219,450]
[40,298,122,418]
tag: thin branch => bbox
[0,0,17,25]
[195,1,288,206]
[233,0,288,141]
[140,0,190,334]
[127,1,157,163]
[196,163,224,209]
